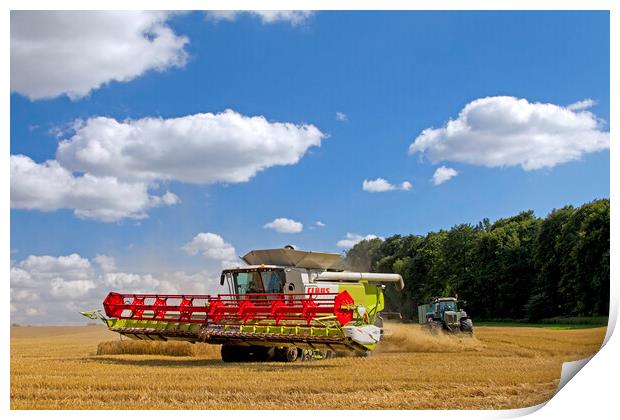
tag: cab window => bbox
[232,270,285,294]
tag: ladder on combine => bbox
[88,291,367,353]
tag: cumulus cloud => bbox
[335,112,348,122]
[11,11,188,100]
[408,96,609,171]
[205,10,313,25]
[50,278,97,298]
[263,218,304,233]
[362,178,412,192]
[10,267,36,288]
[16,254,94,282]
[10,254,97,322]
[336,233,383,249]
[102,270,220,295]
[93,255,117,273]
[400,181,413,191]
[10,253,224,324]
[10,155,178,222]
[103,272,163,292]
[567,98,596,111]
[182,232,239,267]
[56,110,325,184]
[12,110,323,222]
[432,166,458,185]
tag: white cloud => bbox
[10,253,225,324]
[103,272,164,293]
[10,253,98,321]
[10,267,35,287]
[93,255,117,273]
[567,98,596,111]
[408,96,610,171]
[336,233,383,249]
[16,253,93,282]
[10,155,178,222]
[315,221,326,227]
[11,11,188,100]
[182,232,239,267]
[11,288,40,302]
[335,112,348,122]
[50,278,97,298]
[362,178,394,192]
[206,11,313,25]
[25,308,41,317]
[362,178,412,193]
[263,218,304,233]
[13,109,321,222]
[432,166,458,185]
[56,110,325,184]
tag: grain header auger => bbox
[82,247,405,362]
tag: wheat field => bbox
[10,323,605,410]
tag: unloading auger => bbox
[82,247,404,362]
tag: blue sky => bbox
[9,11,609,322]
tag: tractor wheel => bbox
[460,318,474,334]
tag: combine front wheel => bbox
[221,344,245,362]
[221,345,276,362]
[275,346,299,362]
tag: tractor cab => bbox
[434,298,458,316]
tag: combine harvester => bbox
[83,247,404,362]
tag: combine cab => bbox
[83,248,404,362]
[417,297,473,334]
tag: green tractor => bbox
[417,297,473,334]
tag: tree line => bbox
[344,199,609,321]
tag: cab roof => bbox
[241,248,345,270]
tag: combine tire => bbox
[248,345,275,361]
[275,346,300,362]
[460,318,474,334]
[221,344,246,362]
[323,350,336,359]
[221,345,275,362]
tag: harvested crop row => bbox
[97,340,221,357]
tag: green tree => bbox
[344,199,609,321]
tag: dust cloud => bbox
[378,322,483,353]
